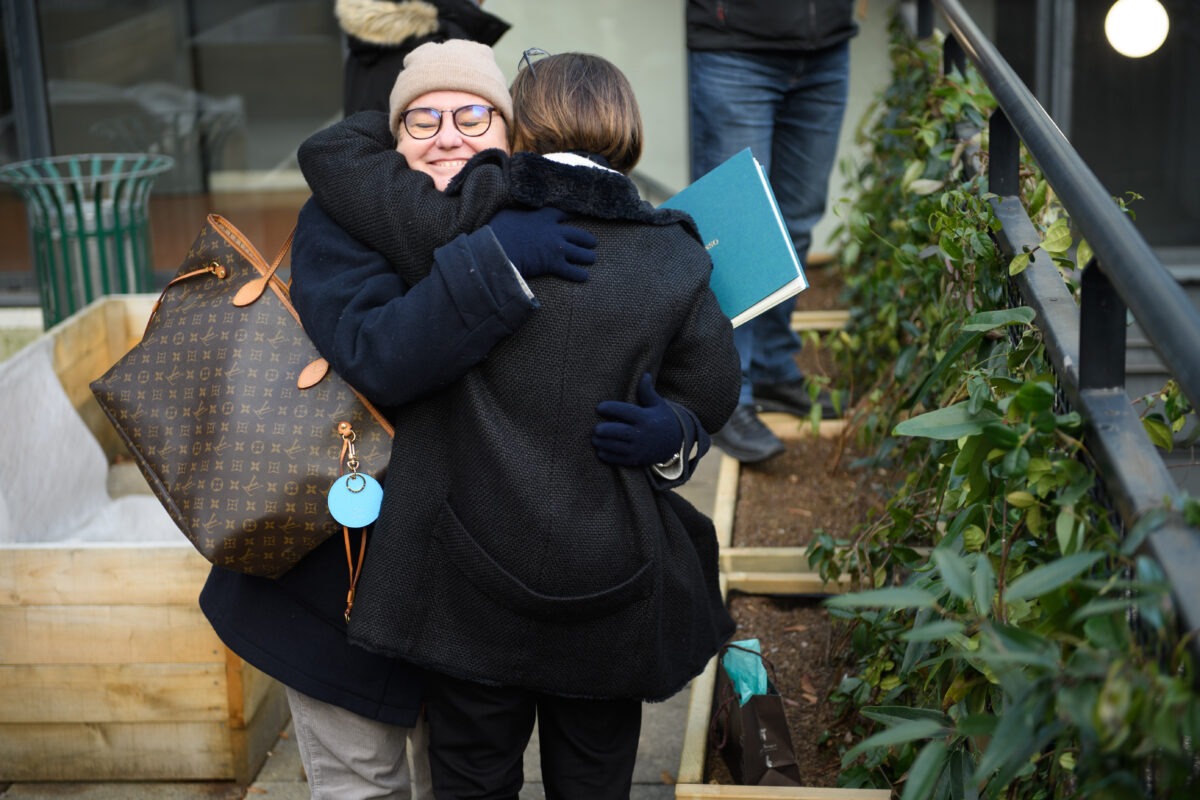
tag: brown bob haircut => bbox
[509,52,643,175]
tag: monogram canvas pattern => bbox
[91,215,391,577]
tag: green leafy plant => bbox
[816,13,1200,799]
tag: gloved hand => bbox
[487,207,596,283]
[593,373,685,466]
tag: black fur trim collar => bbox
[443,149,700,239]
[507,153,698,234]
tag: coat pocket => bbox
[431,501,654,623]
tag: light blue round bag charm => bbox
[328,421,383,528]
[328,471,383,528]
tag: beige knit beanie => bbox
[388,40,513,139]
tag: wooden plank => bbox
[713,454,740,550]
[677,655,719,784]
[48,296,151,377]
[238,658,280,732]
[47,295,154,457]
[676,785,890,799]
[116,294,156,351]
[50,298,135,413]
[724,572,851,595]
[0,663,226,723]
[761,415,847,440]
[103,295,133,363]
[790,309,850,332]
[224,649,247,728]
[230,672,291,784]
[0,545,209,606]
[0,605,223,664]
[0,720,234,781]
[721,547,813,574]
[722,546,928,577]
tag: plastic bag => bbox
[720,638,768,705]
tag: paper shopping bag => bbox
[710,640,803,786]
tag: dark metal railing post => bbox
[1079,260,1127,391]
[944,34,967,77]
[988,110,1020,198]
[917,0,934,38]
[2,0,54,160]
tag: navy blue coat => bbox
[199,199,537,723]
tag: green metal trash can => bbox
[0,153,174,329]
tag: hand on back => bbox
[593,373,685,467]
[488,207,596,283]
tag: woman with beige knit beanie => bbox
[287,43,739,799]
[201,39,713,800]
[199,39,603,800]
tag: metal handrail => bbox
[915,0,1200,655]
[920,0,1200,411]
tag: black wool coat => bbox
[299,132,741,701]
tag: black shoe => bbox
[753,377,840,420]
[711,405,786,463]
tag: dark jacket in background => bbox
[337,0,509,116]
[686,0,858,52]
[297,130,741,702]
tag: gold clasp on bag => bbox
[338,420,360,475]
[177,260,227,282]
[145,262,229,336]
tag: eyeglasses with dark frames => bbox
[400,105,497,140]
[518,47,551,77]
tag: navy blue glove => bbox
[593,373,685,466]
[487,207,596,283]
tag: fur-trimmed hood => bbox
[337,0,508,48]
[336,0,439,46]
[338,1,509,115]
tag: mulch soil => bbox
[700,265,901,788]
[702,436,899,788]
[794,261,848,313]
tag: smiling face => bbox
[395,90,510,190]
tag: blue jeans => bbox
[689,43,850,406]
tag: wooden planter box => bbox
[675,422,887,798]
[714,418,852,596]
[0,296,289,782]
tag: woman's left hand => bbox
[593,373,685,467]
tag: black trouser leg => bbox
[424,672,535,800]
[536,693,642,800]
[424,672,642,800]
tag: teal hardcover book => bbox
[661,148,807,327]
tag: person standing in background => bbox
[336,0,509,116]
[688,0,859,463]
